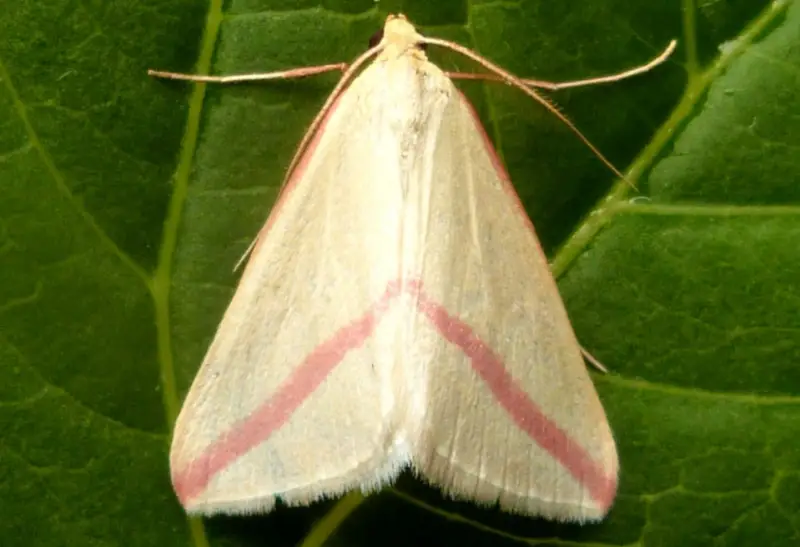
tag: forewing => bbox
[408,86,619,522]
[170,66,409,515]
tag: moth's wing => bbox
[170,65,409,516]
[407,86,619,522]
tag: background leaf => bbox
[1,0,797,546]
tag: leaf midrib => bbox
[152,0,225,546]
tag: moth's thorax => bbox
[371,14,450,138]
[365,56,451,186]
[376,53,450,104]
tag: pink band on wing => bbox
[173,279,614,510]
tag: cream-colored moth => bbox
[151,14,675,522]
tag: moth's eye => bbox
[368,29,383,48]
[418,42,428,51]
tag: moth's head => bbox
[371,14,426,56]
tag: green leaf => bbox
[1,0,797,546]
